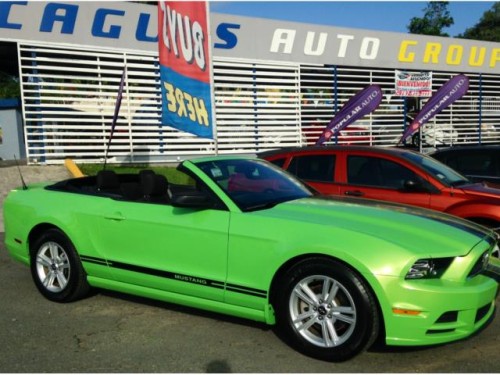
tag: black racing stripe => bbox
[226,285,267,298]
[107,260,225,290]
[320,195,492,240]
[80,255,108,265]
[430,217,491,240]
[225,283,268,298]
[80,255,265,298]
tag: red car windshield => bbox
[403,151,470,187]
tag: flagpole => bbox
[103,65,127,170]
[205,1,218,155]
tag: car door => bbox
[94,197,229,302]
[284,152,341,195]
[339,153,432,208]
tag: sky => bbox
[210,1,496,37]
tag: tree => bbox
[407,1,454,36]
[0,71,20,99]
[458,2,500,42]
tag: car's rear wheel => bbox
[274,258,379,362]
[30,228,90,302]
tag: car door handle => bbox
[344,190,364,197]
[104,212,125,221]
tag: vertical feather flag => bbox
[316,85,382,146]
[399,74,469,144]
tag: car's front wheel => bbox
[274,258,380,362]
[30,228,90,302]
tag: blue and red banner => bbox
[315,85,382,146]
[158,1,213,139]
[399,74,469,144]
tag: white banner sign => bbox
[395,70,432,97]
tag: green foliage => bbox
[407,1,454,36]
[0,72,20,99]
[458,2,500,41]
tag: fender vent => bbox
[435,311,458,323]
[426,328,455,334]
[468,251,489,278]
[475,303,492,323]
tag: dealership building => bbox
[1,1,499,164]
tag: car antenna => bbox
[103,66,126,171]
[13,154,28,190]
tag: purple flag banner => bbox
[109,69,126,141]
[315,85,382,146]
[399,74,469,144]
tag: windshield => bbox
[402,150,470,187]
[196,158,314,211]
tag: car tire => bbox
[274,258,380,362]
[30,228,90,302]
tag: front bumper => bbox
[379,274,498,346]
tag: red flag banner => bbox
[399,74,469,144]
[158,1,214,139]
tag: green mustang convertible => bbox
[3,156,500,361]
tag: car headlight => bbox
[405,258,453,279]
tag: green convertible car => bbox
[3,156,500,361]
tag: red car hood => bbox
[460,182,500,199]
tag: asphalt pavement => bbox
[1,164,500,372]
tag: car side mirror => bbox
[171,190,213,209]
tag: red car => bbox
[261,146,500,233]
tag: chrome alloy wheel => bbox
[35,241,71,293]
[289,275,357,348]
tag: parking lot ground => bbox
[1,232,499,372]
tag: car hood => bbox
[459,181,500,198]
[259,195,493,256]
